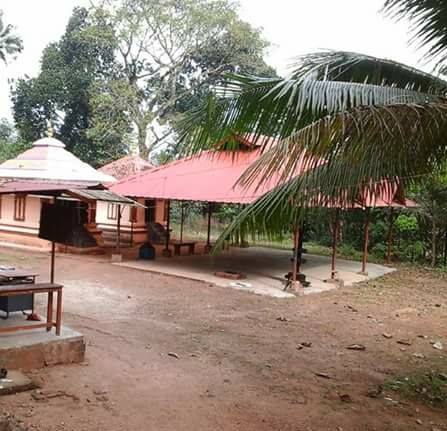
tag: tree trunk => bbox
[137,122,149,160]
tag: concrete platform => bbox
[0,315,85,371]
[115,246,395,298]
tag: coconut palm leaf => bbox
[240,102,447,189]
[383,0,447,67]
[210,102,447,245]
[179,52,447,155]
[288,50,447,91]
[0,11,22,64]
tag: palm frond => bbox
[179,57,446,155]
[240,102,447,190]
[383,0,447,67]
[289,50,447,92]
[0,12,22,64]
[210,103,447,245]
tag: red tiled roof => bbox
[99,155,154,180]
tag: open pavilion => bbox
[111,135,415,297]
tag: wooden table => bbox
[0,283,63,335]
[171,240,196,256]
[0,270,38,284]
[0,269,39,318]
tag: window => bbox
[14,195,26,221]
[107,203,117,220]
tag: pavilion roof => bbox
[111,135,415,208]
[0,136,115,185]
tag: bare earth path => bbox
[0,248,446,431]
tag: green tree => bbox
[88,0,274,159]
[12,7,128,167]
[179,1,447,248]
[0,118,29,162]
[0,11,22,64]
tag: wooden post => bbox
[205,203,212,253]
[331,209,340,280]
[50,241,55,283]
[163,200,172,257]
[116,204,122,252]
[46,291,53,332]
[386,207,394,264]
[360,207,370,275]
[56,289,62,336]
[180,202,185,243]
[292,228,301,282]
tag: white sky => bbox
[0,0,430,121]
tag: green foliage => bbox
[0,10,22,64]
[0,118,30,163]
[395,214,418,234]
[88,0,274,159]
[11,7,128,167]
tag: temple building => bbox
[0,133,115,251]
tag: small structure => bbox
[96,155,155,247]
[0,133,115,251]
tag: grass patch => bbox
[384,367,447,407]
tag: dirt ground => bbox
[0,248,446,431]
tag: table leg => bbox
[56,289,62,336]
[46,291,53,332]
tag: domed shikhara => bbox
[0,135,116,185]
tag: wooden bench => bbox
[0,283,63,336]
[170,240,196,256]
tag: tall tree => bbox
[12,7,128,166]
[0,117,29,162]
[88,0,274,159]
[0,11,22,64]
[179,1,447,245]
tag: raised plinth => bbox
[0,317,85,371]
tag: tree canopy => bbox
[87,0,274,159]
[12,7,128,167]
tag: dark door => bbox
[145,199,156,223]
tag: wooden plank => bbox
[0,283,62,296]
[0,322,53,333]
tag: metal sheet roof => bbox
[111,146,299,204]
[111,140,415,208]
[67,189,144,207]
[0,136,116,184]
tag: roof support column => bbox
[386,207,394,265]
[163,200,172,257]
[204,203,213,254]
[180,202,185,243]
[359,207,370,275]
[116,204,122,252]
[329,209,340,281]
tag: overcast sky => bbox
[0,0,430,121]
